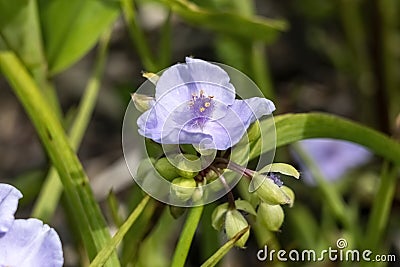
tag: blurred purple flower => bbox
[295,139,372,184]
[0,183,63,267]
[137,57,275,150]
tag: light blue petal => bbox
[155,58,235,108]
[0,184,22,234]
[203,97,275,150]
[0,218,63,267]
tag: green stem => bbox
[90,195,151,267]
[0,48,119,266]
[250,42,275,100]
[121,0,157,71]
[364,162,398,252]
[32,27,113,221]
[171,206,204,267]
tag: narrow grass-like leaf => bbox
[90,195,151,267]
[171,206,204,267]
[32,28,113,221]
[158,0,287,43]
[0,49,120,266]
[253,113,400,165]
[200,226,250,267]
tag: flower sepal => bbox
[225,209,250,248]
[258,202,284,232]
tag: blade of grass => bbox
[90,195,151,267]
[171,205,204,267]
[121,0,157,71]
[364,163,398,253]
[253,113,400,166]
[0,44,119,266]
[200,226,249,267]
[32,27,113,221]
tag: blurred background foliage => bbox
[0,0,400,266]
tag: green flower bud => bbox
[170,177,196,201]
[142,72,160,85]
[281,186,295,207]
[131,93,155,112]
[251,174,291,205]
[205,169,219,182]
[258,202,284,232]
[211,203,229,231]
[225,209,250,248]
[155,157,179,181]
[175,154,200,179]
[192,185,206,203]
[247,120,261,143]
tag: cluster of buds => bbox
[211,163,299,248]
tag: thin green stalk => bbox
[171,206,204,267]
[121,0,157,71]
[250,42,275,100]
[32,27,113,221]
[158,10,172,69]
[90,195,151,267]
[0,48,119,266]
[200,226,249,267]
[364,163,397,253]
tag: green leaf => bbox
[171,206,204,267]
[90,195,151,267]
[211,203,229,231]
[252,113,400,166]
[0,50,120,266]
[259,163,300,179]
[158,0,288,43]
[0,0,46,76]
[38,0,119,74]
[234,199,257,216]
[200,226,250,267]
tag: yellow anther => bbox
[199,107,205,112]
[200,89,204,96]
[204,102,211,107]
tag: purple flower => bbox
[295,139,372,184]
[0,184,63,267]
[137,57,275,150]
[0,183,22,234]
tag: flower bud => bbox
[170,177,196,201]
[251,174,291,205]
[258,202,284,232]
[281,186,295,207]
[142,72,160,85]
[225,209,250,248]
[191,186,204,203]
[155,157,179,181]
[131,93,155,112]
[175,154,200,179]
[247,120,261,143]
